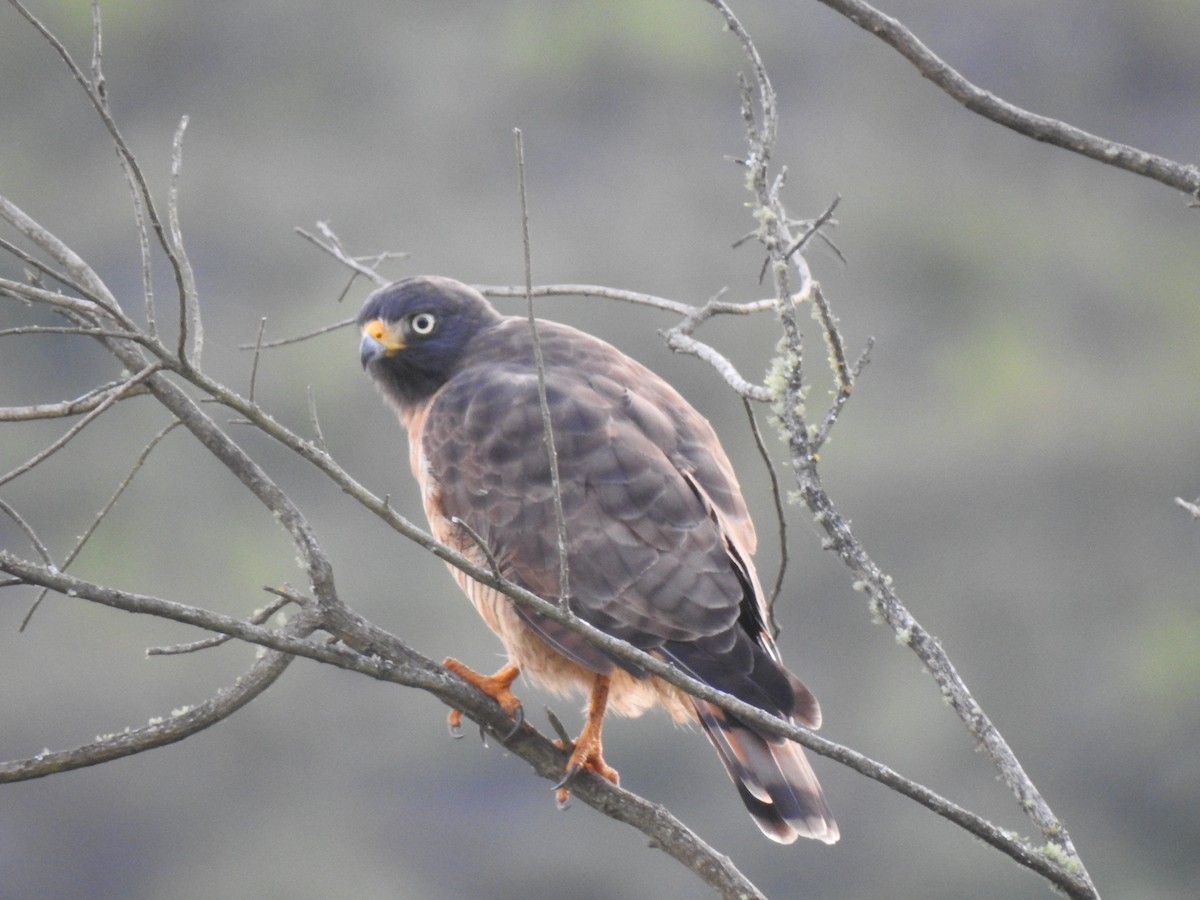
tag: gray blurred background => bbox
[2,1,1199,898]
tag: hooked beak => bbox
[359,332,385,368]
[359,319,404,368]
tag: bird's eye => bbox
[410,312,437,336]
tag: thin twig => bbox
[782,195,840,263]
[0,274,107,322]
[88,0,104,102]
[0,236,98,303]
[306,385,327,454]
[0,325,150,343]
[293,225,395,287]
[236,315,355,350]
[812,335,873,453]
[0,381,151,422]
[93,0,156,338]
[513,128,570,605]
[479,282,694,316]
[0,363,162,488]
[0,498,55,569]
[2,590,320,785]
[248,317,267,402]
[0,195,123,321]
[147,593,292,655]
[20,419,181,631]
[481,283,799,400]
[663,291,776,401]
[122,147,157,337]
[169,116,201,367]
[741,397,788,620]
[449,516,502,578]
[808,282,859,453]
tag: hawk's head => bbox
[358,276,502,410]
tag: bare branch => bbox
[1,600,319,783]
[0,274,107,322]
[0,324,148,342]
[663,292,776,401]
[124,157,157,335]
[88,0,104,103]
[293,224,394,287]
[0,541,1090,896]
[0,552,764,898]
[0,363,162,488]
[0,235,100,303]
[146,593,293,656]
[236,315,355,350]
[0,380,152,422]
[478,282,800,400]
[709,0,1098,893]
[478,282,694,316]
[782,194,840,263]
[0,194,121,315]
[815,0,1200,200]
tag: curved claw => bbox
[500,703,525,742]
[446,703,523,745]
[552,760,582,793]
[553,759,581,810]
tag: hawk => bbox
[358,275,838,844]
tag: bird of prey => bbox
[358,275,838,844]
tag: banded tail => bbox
[694,698,839,845]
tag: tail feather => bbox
[694,699,839,845]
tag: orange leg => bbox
[554,674,619,807]
[443,658,523,737]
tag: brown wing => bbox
[419,320,785,708]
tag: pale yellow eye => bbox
[411,313,437,335]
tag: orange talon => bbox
[554,675,619,807]
[442,658,523,737]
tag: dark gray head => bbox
[357,276,503,410]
